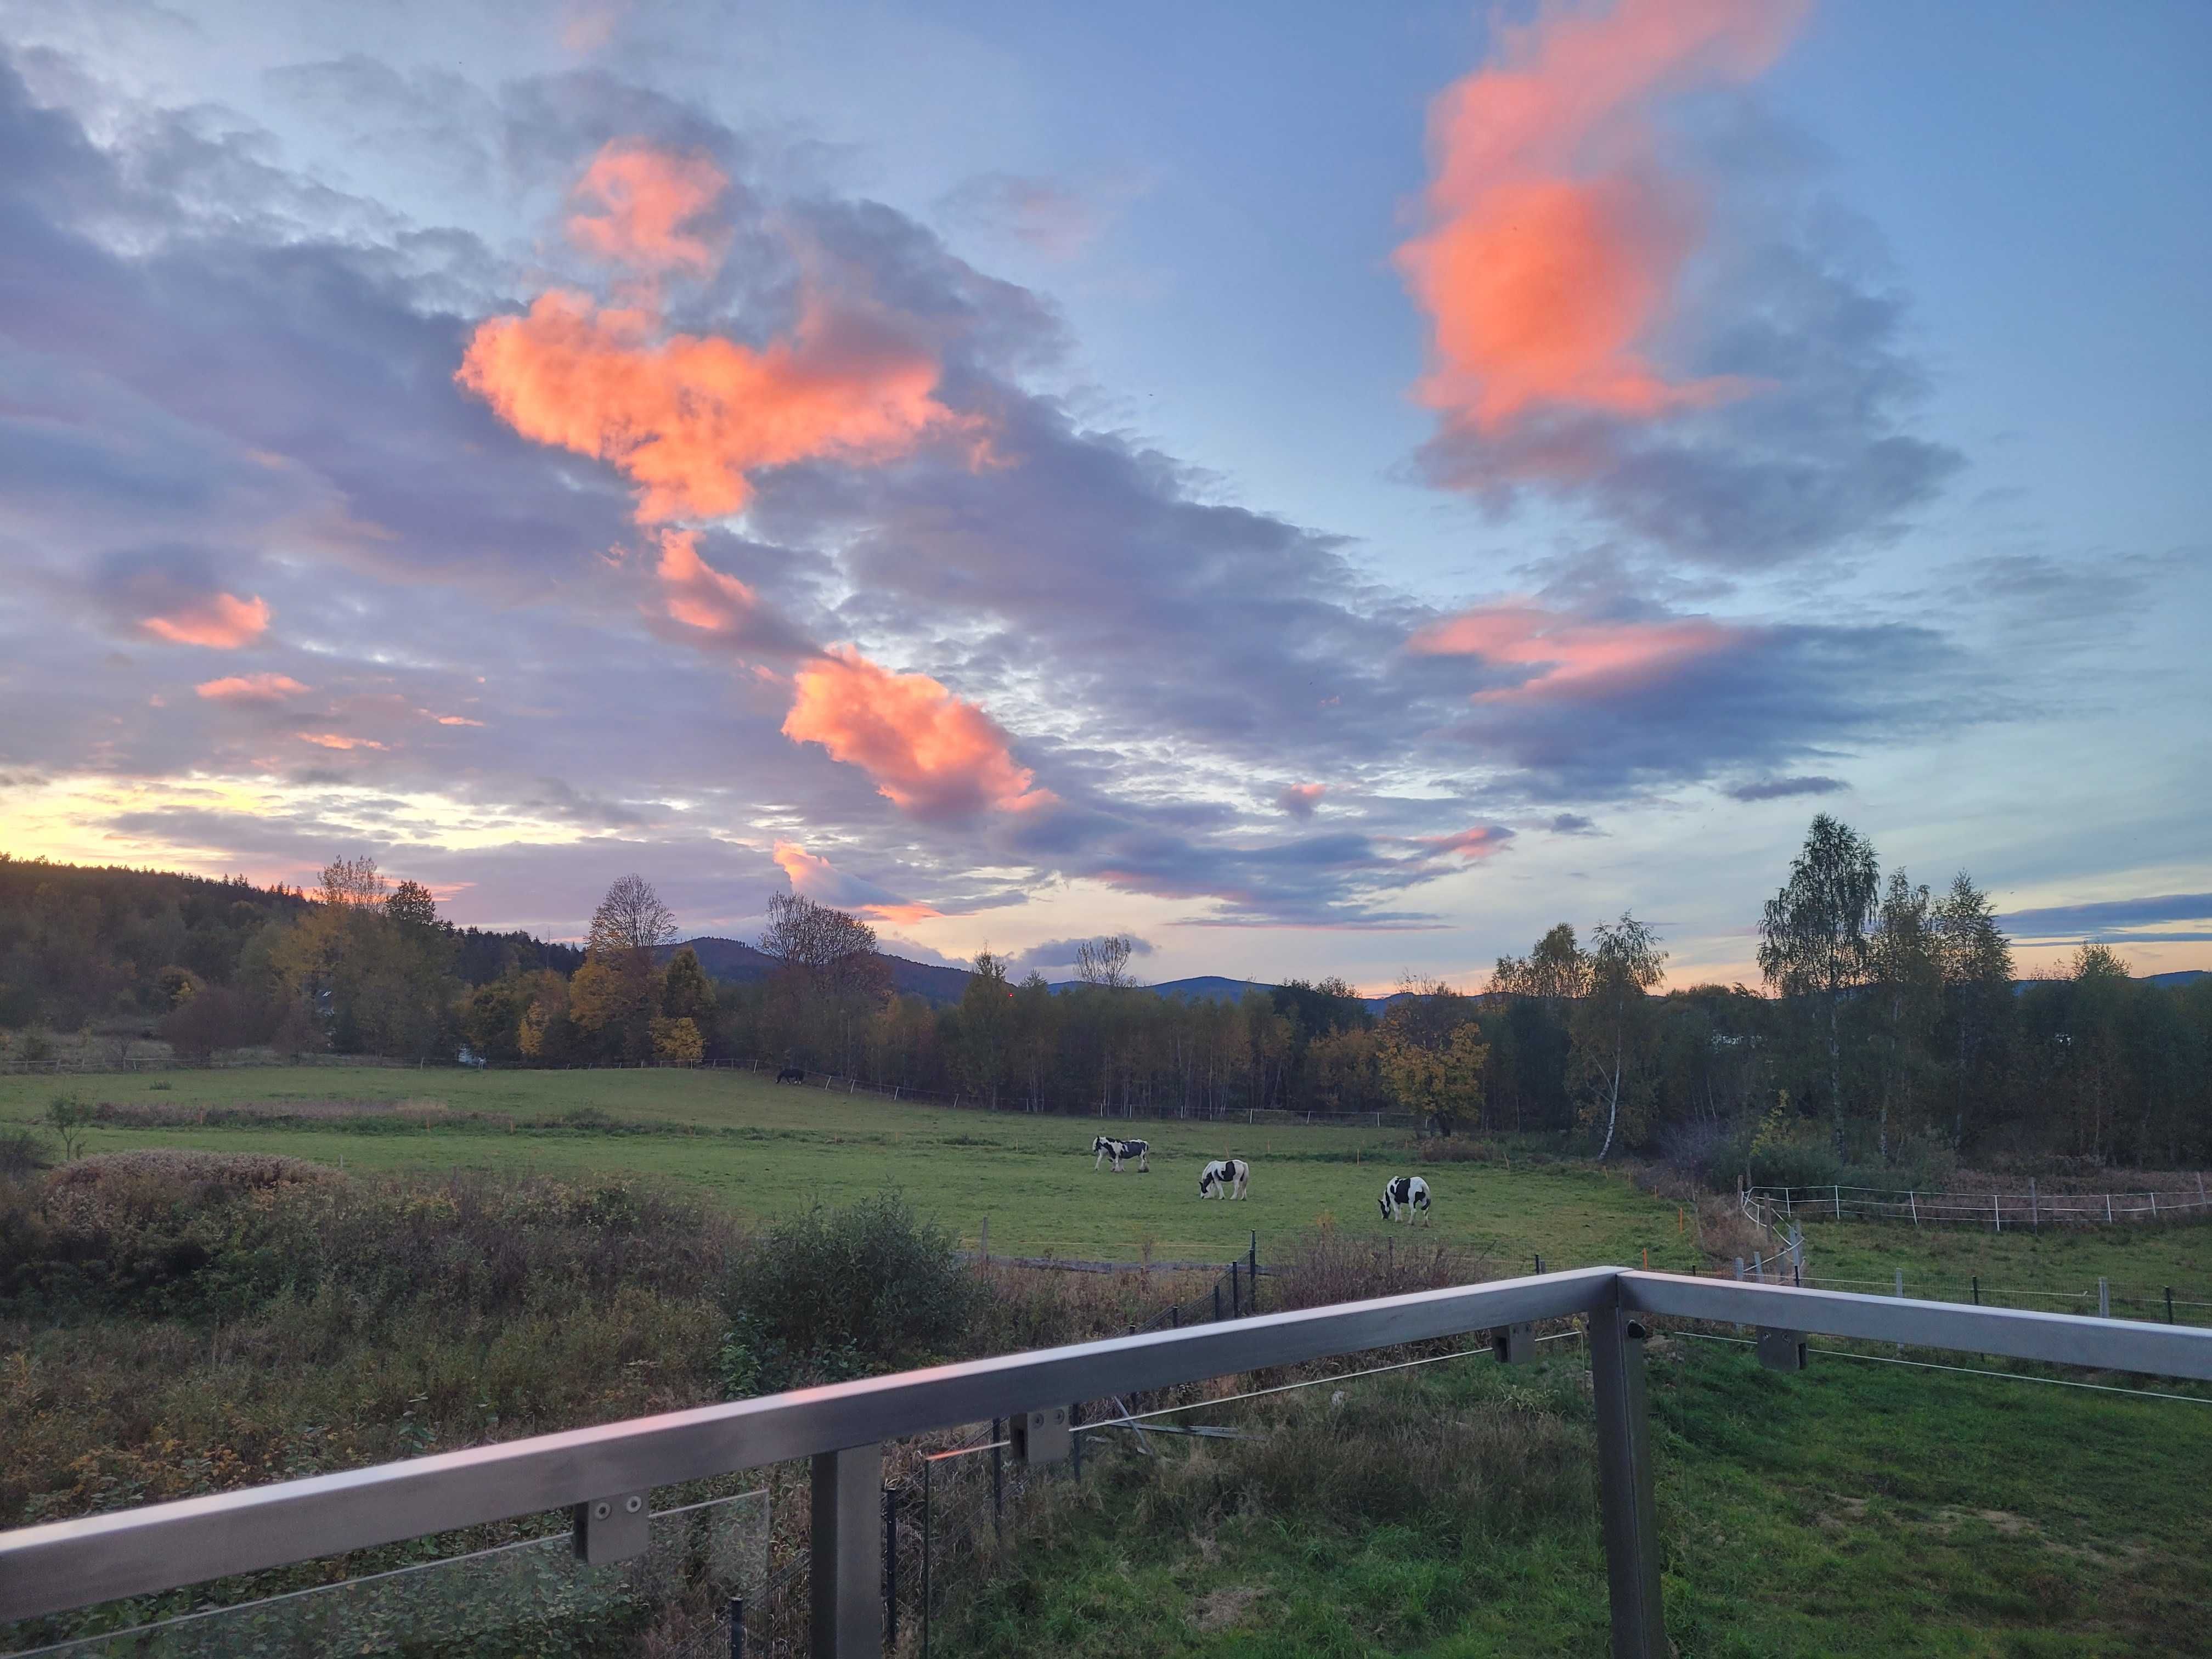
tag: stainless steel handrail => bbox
[1618,1272,2212,1379]
[0,1268,1617,1627]
[5,1264,2209,1658]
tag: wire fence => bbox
[1757,1269,2212,1329]
[1746,1180,2212,1232]
[897,1318,1588,1657]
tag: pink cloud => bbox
[1396,0,1804,437]
[771,838,941,924]
[654,528,760,634]
[195,673,308,703]
[566,139,726,277]
[1419,825,1515,861]
[141,594,270,648]
[295,732,387,751]
[782,647,1055,820]
[1409,602,1741,700]
[1278,782,1327,818]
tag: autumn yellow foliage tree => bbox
[1374,980,1488,1137]
[650,1015,703,1065]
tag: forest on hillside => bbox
[3,821,2208,1179]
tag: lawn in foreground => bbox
[944,1335,2212,1657]
[0,1066,1686,1268]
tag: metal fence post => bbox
[729,1595,745,1659]
[1589,1301,1667,1658]
[921,1459,933,1659]
[882,1483,898,1651]
[990,1421,1003,1541]
[810,1444,882,1659]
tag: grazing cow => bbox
[1378,1175,1431,1223]
[1092,1135,1150,1173]
[1198,1158,1249,1200]
[775,1067,805,1085]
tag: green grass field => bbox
[11,1065,2212,1654]
[9,1067,2212,1306]
[0,1066,1689,1269]
[948,1335,2212,1657]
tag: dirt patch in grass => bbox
[1190,1585,1264,1632]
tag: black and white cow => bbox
[1092,1135,1150,1172]
[1198,1158,1250,1200]
[1378,1175,1431,1223]
[775,1067,805,1085]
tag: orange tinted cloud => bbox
[782,646,1055,820]
[1409,602,1739,700]
[456,289,969,523]
[567,140,726,276]
[1421,825,1515,861]
[1279,782,1327,818]
[655,528,760,634]
[771,838,942,923]
[1396,0,1804,433]
[195,673,308,702]
[140,594,270,648]
[296,732,387,751]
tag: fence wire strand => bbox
[1675,1329,2212,1407]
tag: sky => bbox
[1,0,2207,990]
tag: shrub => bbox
[717,1192,982,1394]
[0,1128,49,1182]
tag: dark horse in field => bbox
[775,1067,805,1084]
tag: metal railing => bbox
[6,1267,2212,1658]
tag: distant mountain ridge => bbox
[669,936,2209,1012]
[667,936,973,1005]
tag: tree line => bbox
[0,855,577,1058]
[4,824,2208,1175]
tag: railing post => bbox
[882,1483,898,1651]
[1589,1300,1667,1658]
[810,1443,882,1659]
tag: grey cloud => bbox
[1725,775,1848,803]
[1546,813,1599,834]
[1999,894,2212,938]
[1011,934,1158,972]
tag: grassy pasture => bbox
[947,1334,2212,1657]
[7,1066,2210,1299]
[0,1066,1690,1269]
[9,1068,2212,1654]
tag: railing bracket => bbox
[1756,1327,1808,1372]
[1012,1406,1073,1465]
[1492,1321,1536,1365]
[572,1490,649,1565]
